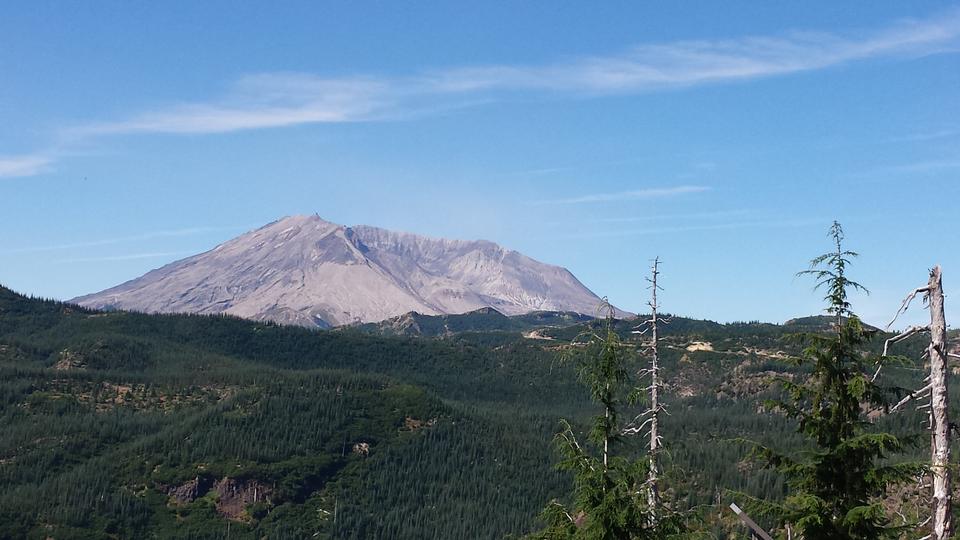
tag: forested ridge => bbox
[0,284,948,538]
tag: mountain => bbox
[72,215,624,327]
[353,307,594,337]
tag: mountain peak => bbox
[72,216,626,327]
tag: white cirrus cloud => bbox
[592,209,751,223]
[8,8,960,177]
[533,185,710,205]
[0,154,54,178]
[2,224,257,255]
[56,251,194,263]
[72,75,392,136]
[420,8,960,95]
[67,8,960,138]
[564,217,830,239]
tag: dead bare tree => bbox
[623,256,667,523]
[882,265,952,540]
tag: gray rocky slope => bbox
[72,215,625,328]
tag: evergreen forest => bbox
[0,266,953,538]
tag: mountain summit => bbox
[72,215,622,327]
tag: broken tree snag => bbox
[882,266,952,539]
[729,503,774,540]
[646,256,662,523]
[623,257,665,522]
[927,266,952,540]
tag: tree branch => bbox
[887,286,931,330]
[883,325,931,356]
[872,324,930,381]
[891,383,933,413]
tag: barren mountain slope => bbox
[72,215,622,327]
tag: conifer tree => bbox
[748,221,922,539]
[529,300,683,540]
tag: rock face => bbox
[213,477,272,521]
[72,215,622,328]
[167,476,213,505]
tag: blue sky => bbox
[2,1,959,327]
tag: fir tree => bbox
[748,222,923,539]
[529,301,684,540]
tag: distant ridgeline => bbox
[0,285,938,538]
[351,307,594,337]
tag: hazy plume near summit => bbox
[72,215,625,328]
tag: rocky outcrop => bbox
[165,476,272,521]
[167,476,213,504]
[213,477,272,521]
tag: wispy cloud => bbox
[887,128,960,143]
[592,209,750,223]
[851,158,960,179]
[0,154,54,178]
[885,159,960,173]
[81,8,960,137]
[565,217,828,239]
[56,251,194,263]
[11,8,960,177]
[430,25,959,95]
[2,224,255,255]
[71,75,391,136]
[534,185,709,205]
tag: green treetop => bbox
[529,301,685,540]
[749,221,923,539]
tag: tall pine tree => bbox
[748,222,923,539]
[529,301,684,540]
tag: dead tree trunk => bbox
[646,257,662,521]
[623,257,667,523]
[883,265,952,539]
[927,266,951,540]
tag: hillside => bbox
[352,307,593,337]
[71,215,625,328]
[0,285,937,538]
[783,314,882,332]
